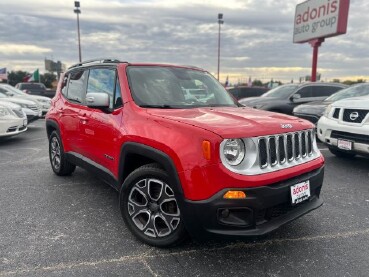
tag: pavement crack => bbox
[1,228,369,276]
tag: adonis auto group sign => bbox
[293,0,350,43]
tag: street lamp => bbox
[74,1,82,62]
[217,13,224,81]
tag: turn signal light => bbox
[223,190,246,199]
[202,140,211,160]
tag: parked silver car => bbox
[0,84,51,116]
[0,91,41,123]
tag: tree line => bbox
[0,71,57,88]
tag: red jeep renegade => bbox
[46,59,324,247]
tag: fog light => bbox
[223,190,246,199]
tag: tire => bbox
[49,130,76,176]
[120,163,187,247]
[328,147,356,159]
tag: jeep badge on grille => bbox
[281,124,293,129]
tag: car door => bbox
[80,67,123,174]
[58,69,88,154]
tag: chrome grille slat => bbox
[258,130,314,169]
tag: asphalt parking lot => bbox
[1,119,369,277]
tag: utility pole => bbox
[217,13,224,81]
[74,1,82,62]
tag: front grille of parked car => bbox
[342,109,369,123]
[12,109,24,118]
[258,130,314,169]
[332,108,340,119]
[331,130,369,144]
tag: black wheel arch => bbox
[118,142,184,197]
[46,119,60,139]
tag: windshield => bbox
[0,85,26,95]
[325,83,369,101]
[127,66,237,108]
[261,85,298,99]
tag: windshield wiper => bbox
[140,104,177,109]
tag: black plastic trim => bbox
[118,142,183,196]
[45,119,60,139]
[181,166,324,240]
[65,152,119,190]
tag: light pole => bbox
[217,13,224,81]
[74,1,82,62]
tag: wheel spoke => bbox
[153,214,171,237]
[131,209,151,231]
[148,179,163,201]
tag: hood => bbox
[147,106,313,138]
[0,98,37,105]
[332,95,369,108]
[239,97,277,107]
[293,100,333,114]
[0,101,21,109]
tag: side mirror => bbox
[86,92,110,108]
[291,94,301,102]
[5,92,14,97]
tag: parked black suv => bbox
[239,82,347,115]
[227,86,269,100]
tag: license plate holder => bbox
[290,180,310,205]
[337,139,352,151]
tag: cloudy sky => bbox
[0,0,368,83]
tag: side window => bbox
[61,74,69,97]
[87,68,116,108]
[296,86,312,98]
[312,86,342,97]
[67,70,88,104]
[114,77,123,108]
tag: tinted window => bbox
[20,83,46,90]
[67,70,88,103]
[87,68,116,108]
[227,88,239,99]
[296,86,312,98]
[312,85,342,97]
[61,74,69,97]
[114,78,123,108]
[261,85,298,99]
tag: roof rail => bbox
[68,58,126,69]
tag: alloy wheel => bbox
[127,178,181,238]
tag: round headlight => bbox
[223,139,245,166]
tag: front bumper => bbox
[0,117,28,137]
[181,166,324,240]
[317,116,369,156]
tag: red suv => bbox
[46,59,325,247]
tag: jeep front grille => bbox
[257,130,314,169]
[220,129,320,176]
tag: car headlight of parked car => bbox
[0,106,11,117]
[222,139,246,166]
[323,104,332,117]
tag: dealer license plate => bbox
[337,139,352,151]
[290,180,310,205]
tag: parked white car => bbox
[0,84,51,116]
[0,91,41,123]
[317,95,369,158]
[0,102,27,138]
